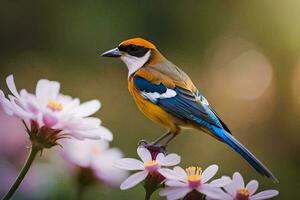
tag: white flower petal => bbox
[137,147,152,162]
[233,172,245,188]
[77,126,113,141]
[97,126,113,140]
[48,81,60,100]
[6,75,20,98]
[76,100,101,117]
[79,117,102,129]
[158,168,184,181]
[155,153,165,164]
[114,158,144,170]
[209,176,231,187]
[161,153,181,166]
[173,166,187,179]
[198,184,232,200]
[84,117,102,126]
[202,165,218,183]
[69,132,85,140]
[120,171,148,190]
[223,181,237,196]
[8,96,33,119]
[159,187,192,200]
[165,180,187,187]
[20,90,40,114]
[250,190,279,200]
[36,80,60,101]
[247,180,259,195]
[63,98,80,111]
[166,188,192,200]
[36,79,51,104]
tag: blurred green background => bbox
[0,0,300,199]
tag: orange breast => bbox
[128,76,178,132]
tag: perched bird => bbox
[101,37,277,182]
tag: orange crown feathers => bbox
[119,38,156,49]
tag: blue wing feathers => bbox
[134,76,166,94]
[159,88,222,127]
[133,75,224,128]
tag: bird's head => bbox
[101,38,162,76]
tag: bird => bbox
[101,37,278,182]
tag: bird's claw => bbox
[138,140,168,151]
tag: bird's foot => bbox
[138,140,168,152]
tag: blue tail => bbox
[212,127,278,182]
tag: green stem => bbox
[144,190,152,200]
[76,183,85,200]
[1,146,39,200]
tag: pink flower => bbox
[208,172,279,200]
[114,147,181,190]
[159,165,230,200]
[0,75,112,147]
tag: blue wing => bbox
[133,75,278,182]
[133,75,225,130]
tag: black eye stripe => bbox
[118,45,127,51]
[118,44,149,57]
[128,45,138,51]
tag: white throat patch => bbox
[120,50,151,76]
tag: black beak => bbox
[101,48,122,57]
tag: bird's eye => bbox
[128,45,139,52]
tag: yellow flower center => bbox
[144,160,158,167]
[237,188,250,197]
[144,160,159,173]
[47,101,63,111]
[185,166,202,181]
